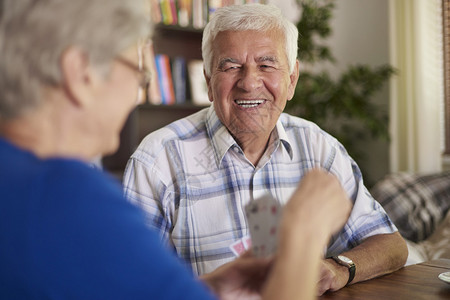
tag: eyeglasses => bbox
[115,46,151,104]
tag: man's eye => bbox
[224,65,240,71]
[260,64,277,72]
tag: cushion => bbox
[421,209,450,260]
[370,172,450,242]
[406,210,450,264]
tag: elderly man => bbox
[123,3,407,295]
[0,0,353,299]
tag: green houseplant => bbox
[286,0,395,180]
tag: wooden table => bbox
[320,259,450,299]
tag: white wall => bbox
[269,0,391,185]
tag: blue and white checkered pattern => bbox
[123,105,397,275]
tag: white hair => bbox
[0,0,152,119]
[202,3,298,77]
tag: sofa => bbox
[370,171,450,265]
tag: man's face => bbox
[206,29,299,141]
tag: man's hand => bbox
[317,258,349,295]
[317,232,408,296]
[200,251,272,300]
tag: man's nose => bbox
[236,66,263,91]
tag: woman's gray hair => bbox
[0,0,152,120]
[202,3,298,77]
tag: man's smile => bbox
[234,99,266,108]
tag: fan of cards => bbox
[229,194,283,257]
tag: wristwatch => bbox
[332,255,356,285]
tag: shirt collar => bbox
[274,116,294,160]
[205,106,294,167]
[206,106,236,167]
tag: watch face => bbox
[338,255,353,264]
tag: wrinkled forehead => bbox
[211,29,287,60]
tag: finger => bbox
[239,249,253,258]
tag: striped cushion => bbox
[370,172,450,242]
[421,210,450,259]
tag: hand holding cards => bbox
[244,194,283,257]
[219,170,352,300]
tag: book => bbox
[177,0,192,27]
[192,0,207,29]
[168,0,178,25]
[155,54,176,105]
[149,0,162,23]
[145,43,162,105]
[160,0,174,25]
[171,56,187,104]
[208,0,222,21]
[188,59,210,105]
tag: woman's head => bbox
[0,0,152,119]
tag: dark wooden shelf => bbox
[138,102,207,110]
[136,103,207,141]
[102,104,207,176]
[153,25,203,60]
[154,24,204,33]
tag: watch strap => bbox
[332,255,356,285]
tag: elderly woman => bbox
[0,1,350,299]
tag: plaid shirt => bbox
[123,105,397,275]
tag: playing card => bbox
[245,194,282,257]
[229,235,252,257]
[229,239,246,257]
[243,235,252,250]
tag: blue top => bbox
[0,138,215,300]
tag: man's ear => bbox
[60,46,95,107]
[287,60,300,101]
[204,69,214,102]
